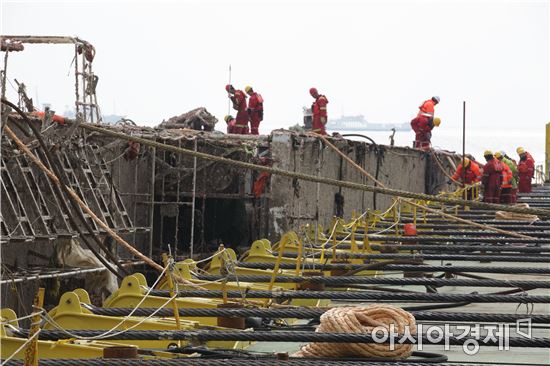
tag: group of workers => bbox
[224,88,439,142]
[224,86,329,136]
[222,88,536,201]
[449,147,535,203]
[224,84,264,135]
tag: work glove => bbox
[447,180,452,185]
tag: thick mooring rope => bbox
[62,120,550,217]
[294,305,416,359]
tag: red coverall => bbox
[451,161,481,200]
[410,99,436,150]
[482,159,503,203]
[247,92,264,135]
[226,118,239,134]
[312,95,329,135]
[518,152,535,193]
[500,162,513,204]
[230,90,249,134]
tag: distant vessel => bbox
[326,114,409,131]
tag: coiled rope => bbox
[294,305,415,359]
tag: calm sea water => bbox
[327,128,546,167]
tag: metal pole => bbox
[190,139,197,258]
[81,53,87,121]
[462,101,466,203]
[1,49,9,100]
[227,64,231,116]
[148,147,156,258]
[174,140,181,257]
[74,45,80,116]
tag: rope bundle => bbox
[496,203,539,222]
[294,305,416,359]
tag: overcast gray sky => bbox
[2,0,549,135]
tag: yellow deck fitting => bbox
[45,290,249,350]
[1,308,160,360]
[159,260,286,292]
[104,274,226,326]
[44,291,199,349]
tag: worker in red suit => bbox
[225,84,248,134]
[309,87,329,135]
[245,85,263,135]
[410,96,440,150]
[224,115,240,134]
[517,147,535,193]
[448,158,481,200]
[481,150,503,203]
[494,151,513,204]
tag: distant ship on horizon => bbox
[326,114,409,131]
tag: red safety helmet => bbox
[403,223,417,236]
[225,84,233,92]
[309,87,318,96]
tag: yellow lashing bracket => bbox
[162,254,182,340]
[24,287,44,366]
[268,232,296,296]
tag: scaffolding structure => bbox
[1,35,102,122]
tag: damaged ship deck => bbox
[1,111,550,366]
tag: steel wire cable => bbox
[398,219,548,225]
[368,223,550,230]
[143,290,550,303]
[335,231,550,238]
[1,360,527,366]
[85,306,550,323]
[192,275,550,289]
[336,244,550,253]
[235,262,550,274]
[272,252,550,262]
[14,329,550,348]
[357,235,550,244]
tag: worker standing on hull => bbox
[310,87,328,135]
[410,96,440,150]
[481,150,503,203]
[449,157,481,200]
[494,151,513,204]
[245,85,263,135]
[517,147,535,193]
[226,84,249,134]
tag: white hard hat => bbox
[432,96,440,103]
